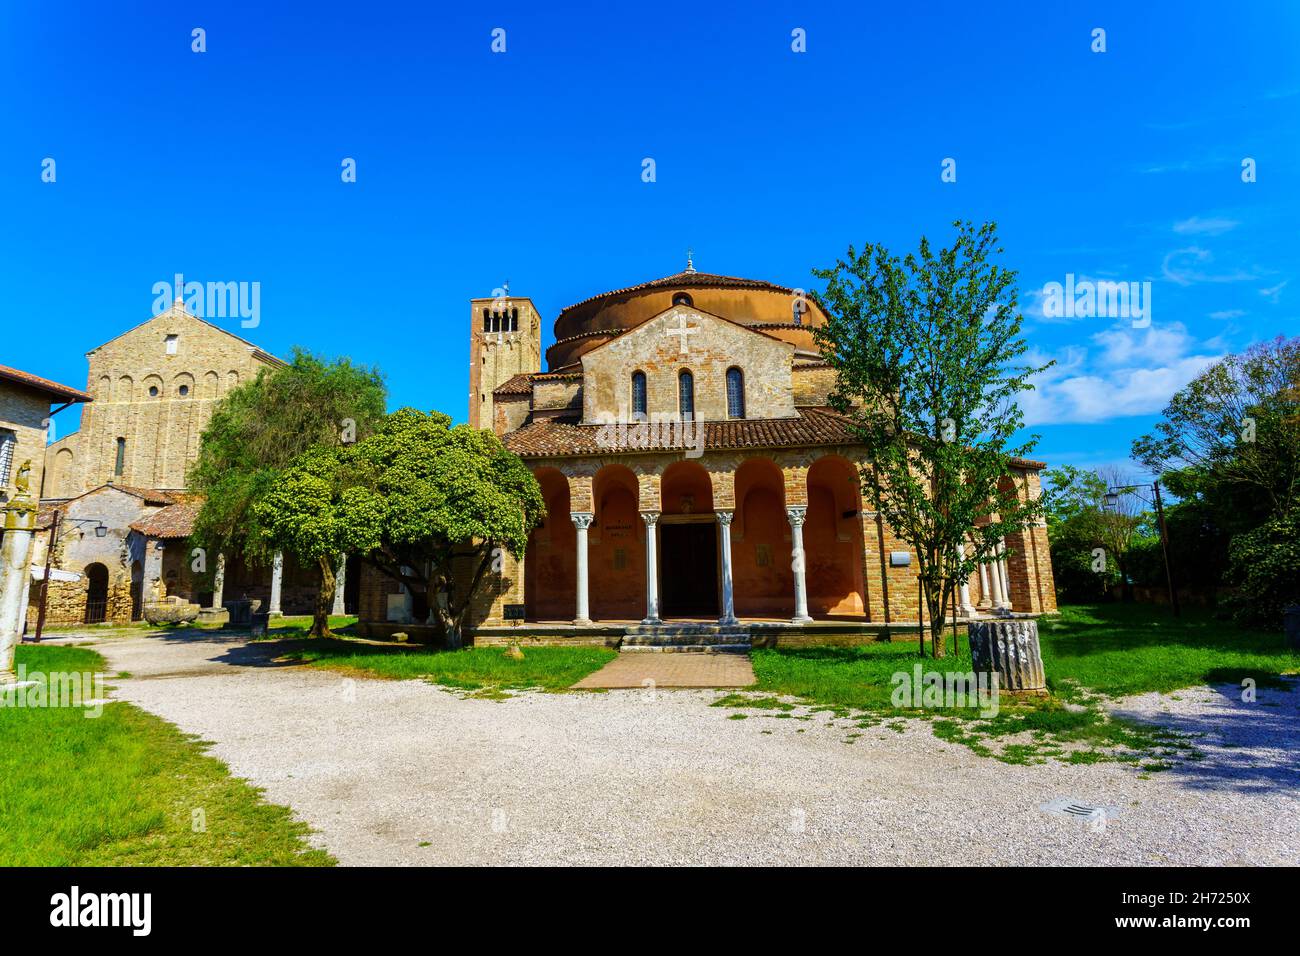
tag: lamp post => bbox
[1104,481,1179,618]
[30,511,108,643]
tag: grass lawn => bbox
[745,603,1299,767]
[1039,604,1300,697]
[278,639,616,695]
[0,644,333,866]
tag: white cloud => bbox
[1209,309,1245,320]
[1161,246,1257,286]
[1173,215,1239,236]
[1019,323,1222,425]
[1259,280,1288,303]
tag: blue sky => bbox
[3,0,1296,478]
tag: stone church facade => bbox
[29,299,327,628]
[358,266,1057,645]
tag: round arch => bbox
[524,468,576,621]
[732,457,793,619]
[589,464,643,620]
[84,563,110,624]
[806,454,867,618]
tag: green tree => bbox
[1132,336,1300,522]
[253,447,385,636]
[189,348,387,604]
[1133,337,1300,625]
[348,408,544,649]
[813,221,1050,657]
[1041,465,1150,602]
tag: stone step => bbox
[619,643,752,655]
[621,631,751,646]
[623,623,751,637]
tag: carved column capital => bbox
[640,511,661,527]
[570,512,595,531]
[785,505,807,527]
[715,510,734,526]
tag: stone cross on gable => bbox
[664,314,697,356]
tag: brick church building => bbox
[358,263,1057,646]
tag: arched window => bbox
[672,292,693,307]
[726,367,745,419]
[678,370,694,419]
[631,371,647,418]
[482,308,491,332]
[115,438,126,477]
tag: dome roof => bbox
[547,269,827,370]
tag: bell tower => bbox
[468,293,541,431]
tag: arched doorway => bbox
[524,468,576,621]
[732,457,793,618]
[806,455,867,618]
[84,563,109,624]
[658,460,716,617]
[590,465,644,621]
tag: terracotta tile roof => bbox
[493,374,535,396]
[503,406,1050,472]
[557,271,801,319]
[129,501,201,539]
[503,407,862,458]
[108,485,183,506]
[0,365,92,403]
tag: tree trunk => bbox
[311,557,335,638]
[925,579,948,658]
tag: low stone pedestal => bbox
[967,617,1047,693]
[198,607,230,626]
[143,598,202,626]
[250,611,271,639]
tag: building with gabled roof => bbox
[359,260,1058,647]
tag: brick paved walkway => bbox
[571,652,755,689]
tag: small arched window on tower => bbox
[678,370,695,419]
[115,437,126,478]
[482,308,491,333]
[631,371,647,419]
[511,307,519,332]
[672,292,694,308]
[726,367,745,419]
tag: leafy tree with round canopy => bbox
[254,446,386,636]
[345,408,544,648]
[188,348,386,614]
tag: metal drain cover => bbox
[1040,797,1121,822]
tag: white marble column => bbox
[716,511,738,625]
[0,490,37,685]
[268,550,284,617]
[331,555,347,616]
[787,506,813,624]
[210,552,226,610]
[977,561,992,609]
[956,542,975,616]
[641,511,661,624]
[570,513,593,624]
[997,539,1013,609]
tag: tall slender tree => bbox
[813,221,1050,657]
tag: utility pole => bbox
[1151,480,1180,618]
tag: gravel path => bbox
[83,632,1300,866]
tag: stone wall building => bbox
[357,264,1057,646]
[43,298,285,499]
[29,298,325,627]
